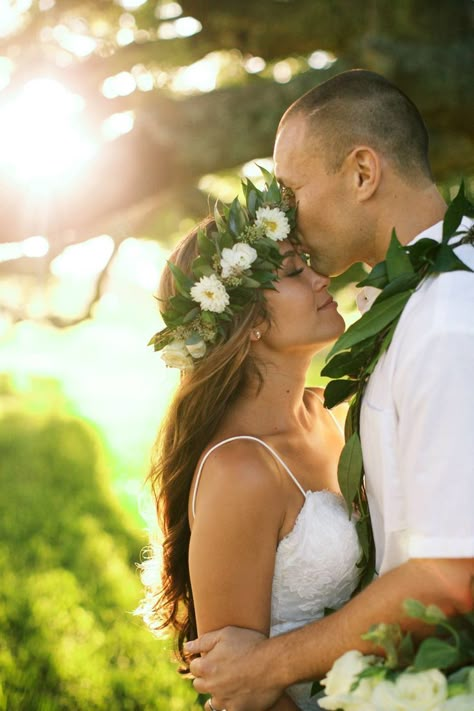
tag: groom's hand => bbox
[186,627,284,711]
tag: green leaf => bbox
[337,433,363,514]
[398,631,416,666]
[197,229,217,261]
[442,180,466,243]
[240,276,261,288]
[265,176,281,204]
[413,638,460,671]
[385,229,414,281]
[228,197,247,237]
[257,163,274,187]
[321,344,375,379]
[356,517,371,560]
[327,290,412,358]
[213,201,226,233]
[432,242,473,273]
[192,256,214,279]
[169,294,194,314]
[407,238,439,270]
[357,261,388,289]
[167,261,194,297]
[324,378,359,409]
[374,272,419,303]
[182,307,201,324]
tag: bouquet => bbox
[318,600,474,711]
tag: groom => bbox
[186,70,474,710]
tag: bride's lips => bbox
[318,295,337,310]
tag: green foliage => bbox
[0,412,199,710]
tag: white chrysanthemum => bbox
[255,206,291,241]
[190,274,230,313]
[220,243,258,278]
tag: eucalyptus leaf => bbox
[337,432,363,514]
[324,379,359,409]
[327,291,412,358]
[385,229,414,281]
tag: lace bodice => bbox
[192,432,361,711]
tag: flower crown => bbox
[149,167,297,370]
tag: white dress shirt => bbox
[360,217,474,575]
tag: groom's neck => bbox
[370,182,447,265]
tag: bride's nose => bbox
[311,271,331,291]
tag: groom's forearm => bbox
[261,557,473,687]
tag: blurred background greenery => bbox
[0,0,472,708]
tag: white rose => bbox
[185,338,207,359]
[319,692,374,711]
[321,651,376,697]
[161,340,194,370]
[371,670,448,711]
[255,206,291,241]
[220,243,258,278]
[442,694,474,710]
[190,274,230,313]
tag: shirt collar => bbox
[407,215,473,247]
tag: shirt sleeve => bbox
[393,326,474,559]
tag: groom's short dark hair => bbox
[282,69,432,181]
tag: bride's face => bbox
[258,241,345,353]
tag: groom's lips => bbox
[318,295,336,310]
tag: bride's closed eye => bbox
[286,267,305,277]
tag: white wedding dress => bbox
[192,434,361,711]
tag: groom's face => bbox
[273,113,358,276]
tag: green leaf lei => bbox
[322,182,474,591]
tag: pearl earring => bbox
[254,330,261,340]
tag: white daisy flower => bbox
[255,206,291,241]
[220,243,258,278]
[190,274,230,313]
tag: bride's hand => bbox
[186,626,283,711]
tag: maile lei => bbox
[321,182,474,591]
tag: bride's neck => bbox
[227,358,313,436]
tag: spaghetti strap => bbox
[191,435,306,518]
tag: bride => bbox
[138,176,361,711]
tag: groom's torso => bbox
[360,217,474,576]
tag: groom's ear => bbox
[346,146,380,202]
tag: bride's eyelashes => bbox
[286,267,305,277]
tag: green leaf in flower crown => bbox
[167,261,194,297]
[240,276,262,288]
[442,180,466,243]
[413,638,460,671]
[213,201,227,233]
[197,229,217,261]
[357,260,388,289]
[169,293,193,314]
[337,432,363,514]
[324,378,359,409]
[327,290,412,358]
[228,197,247,237]
[257,163,274,187]
[432,242,473,273]
[217,230,234,251]
[192,256,215,279]
[247,189,259,217]
[385,229,414,281]
[265,176,281,204]
[182,307,201,324]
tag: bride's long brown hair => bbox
[144,218,271,666]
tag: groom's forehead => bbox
[274,116,317,182]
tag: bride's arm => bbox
[189,439,299,710]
